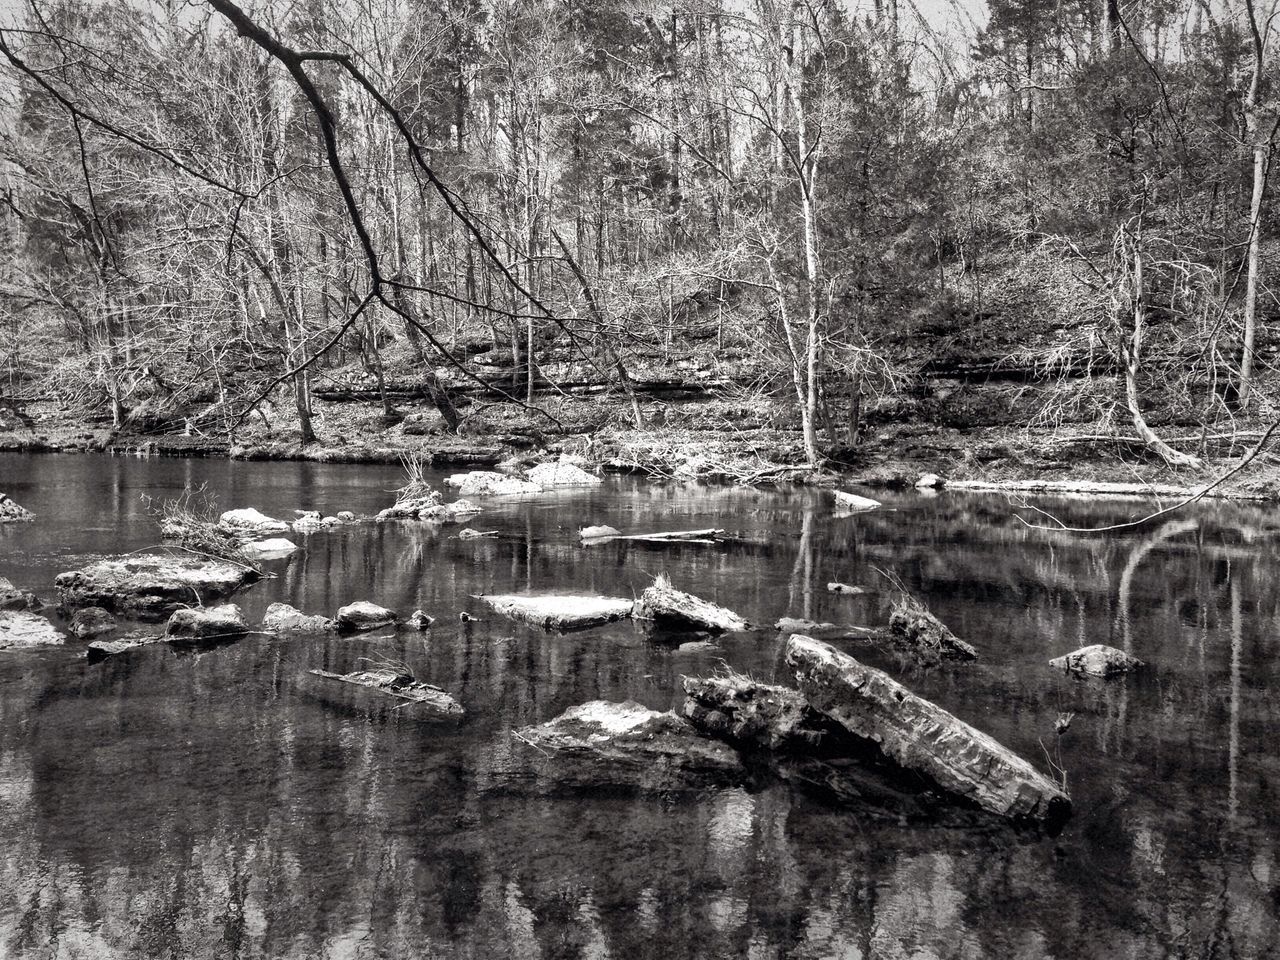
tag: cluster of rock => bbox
[514,634,1072,829]
[213,506,360,557]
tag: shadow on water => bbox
[1,452,1279,957]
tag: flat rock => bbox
[240,538,298,559]
[480,594,635,632]
[166,603,249,641]
[55,555,257,620]
[444,471,542,497]
[69,607,116,638]
[335,601,397,632]
[0,611,65,650]
[262,602,336,634]
[525,461,602,487]
[0,493,34,523]
[87,632,166,661]
[1050,644,1144,678]
[512,700,745,790]
[786,635,1070,827]
[634,576,747,633]
[833,490,880,511]
[218,507,290,534]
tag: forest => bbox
[0,0,1277,483]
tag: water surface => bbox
[0,452,1277,959]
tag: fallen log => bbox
[580,526,727,545]
[634,575,748,632]
[478,594,635,632]
[307,669,464,718]
[785,634,1070,827]
[775,617,879,642]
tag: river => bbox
[0,452,1275,959]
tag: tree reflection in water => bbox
[0,453,1278,958]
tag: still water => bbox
[0,452,1276,959]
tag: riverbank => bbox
[4,393,1279,501]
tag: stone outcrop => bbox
[55,555,257,620]
[335,601,397,632]
[634,576,747,633]
[166,603,250,641]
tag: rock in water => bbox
[262,602,336,634]
[335,601,397,632]
[55,555,257,620]
[579,525,622,541]
[915,473,944,489]
[832,490,880,511]
[525,460,602,487]
[0,611,65,650]
[480,594,635,632]
[336,511,356,523]
[218,507,290,535]
[444,471,542,497]
[69,607,116,638]
[0,577,41,611]
[406,610,435,630]
[785,634,1070,826]
[86,632,166,661]
[888,601,977,661]
[166,604,249,641]
[0,493,34,523]
[512,701,745,790]
[1050,644,1144,678]
[634,576,747,633]
[240,538,298,559]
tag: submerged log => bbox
[1050,644,1144,678]
[479,594,635,632]
[307,669,464,718]
[511,701,745,790]
[55,555,258,620]
[775,618,878,642]
[580,526,727,545]
[634,576,747,633]
[785,635,1070,827]
[888,599,977,661]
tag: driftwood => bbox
[775,617,879,642]
[579,526,727,545]
[308,669,464,718]
[478,594,635,632]
[634,575,748,632]
[785,635,1070,827]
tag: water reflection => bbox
[0,454,1278,957]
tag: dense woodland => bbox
[0,0,1277,469]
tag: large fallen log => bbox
[785,634,1070,827]
[478,594,635,632]
[579,526,727,545]
[634,575,747,633]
